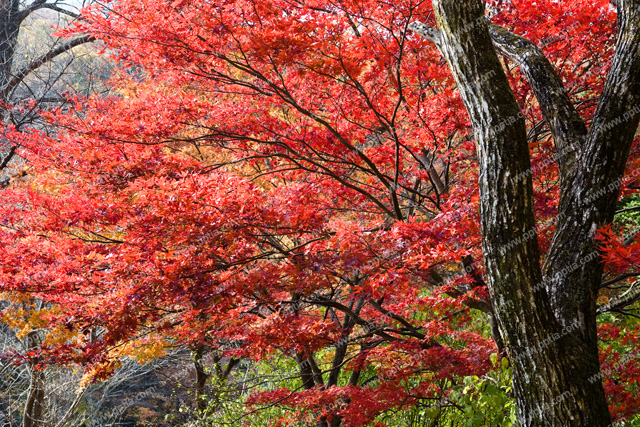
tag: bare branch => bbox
[597,283,640,314]
[1,35,95,99]
[600,272,640,289]
[0,145,16,170]
[616,205,640,215]
[34,4,80,19]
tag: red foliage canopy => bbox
[1,0,639,424]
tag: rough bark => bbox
[542,0,640,343]
[486,21,586,178]
[192,346,211,413]
[410,0,640,424]
[23,368,45,427]
[0,0,20,100]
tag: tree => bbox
[1,0,97,175]
[1,0,639,426]
[0,2,113,425]
[409,0,640,424]
[0,296,187,427]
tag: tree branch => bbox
[18,0,80,22]
[407,21,442,48]
[597,282,640,314]
[542,0,640,337]
[486,20,586,177]
[616,205,640,215]
[410,18,588,178]
[36,3,80,19]
[600,272,640,289]
[0,145,16,170]
[1,35,94,99]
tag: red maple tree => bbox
[1,0,639,425]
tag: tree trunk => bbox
[23,368,45,427]
[23,331,45,427]
[0,0,20,126]
[0,0,19,89]
[192,346,211,414]
[410,0,640,425]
